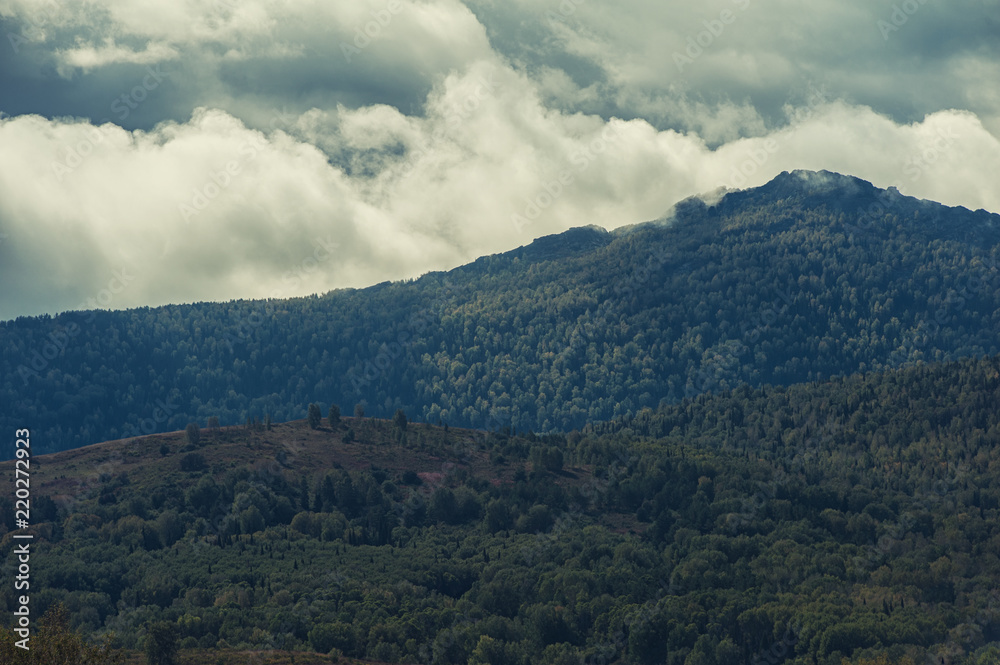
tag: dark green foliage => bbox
[238,505,265,534]
[328,403,340,426]
[184,422,200,446]
[13,334,1000,663]
[178,452,206,472]
[143,621,179,665]
[394,408,407,431]
[516,504,553,533]
[529,445,563,473]
[155,510,183,548]
[485,499,512,533]
[307,403,322,429]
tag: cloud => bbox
[464,0,1000,139]
[2,52,1000,320]
[0,0,494,131]
[3,0,998,140]
[0,0,998,320]
[55,39,179,74]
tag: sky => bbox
[1,0,999,320]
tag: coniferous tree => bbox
[307,403,322,429]
[185,422,200,446]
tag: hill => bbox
[4,169,1000,455]
[4,354,1000,664]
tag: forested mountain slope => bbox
[4,169,1000,454]
[4,354,1000,664]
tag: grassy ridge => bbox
[5,356,1000,663]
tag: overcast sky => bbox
[1,0,999,320]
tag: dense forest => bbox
[4,353,1000,664]
[4,170,1000,455]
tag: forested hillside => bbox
[3,354,1000,664]
[5,170,1000,455]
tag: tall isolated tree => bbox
[394,408,407,431]
[307,403,322,429]
[354,403,366,419]
[185,422,200,446]
[144,621,179,665]
[328,403,341,426]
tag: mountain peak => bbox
[722,169,882,209]
[508,224,612,263]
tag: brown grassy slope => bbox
[3,417,506,517]
[0,416,639,549]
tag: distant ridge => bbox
[6,169,1000,454]
[507,225,612,262]
[712,170,1000,241]
[486,170,1000,266]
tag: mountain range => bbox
[4,169,1000,456]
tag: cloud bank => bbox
[0,0,997,319]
